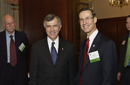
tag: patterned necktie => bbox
[10,35,17,67]
[51,42,57,64]
[79,38,89,85]
[124,37,130,67]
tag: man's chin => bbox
[128,29,130,31]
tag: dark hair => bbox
[127,15,130,18]
[43,14,61,28]
[79,7,96,18]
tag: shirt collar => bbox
[88,29,98,41]
[5,30,15,38]
[47,36,59,47]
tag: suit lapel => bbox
[89,32,101,53]
[15,30,25,61]
[1,31,7,62]
[15,30,19,54]
[124,34,129,50]
[79,39,87,69]
[84,32,101,68]
[55,38,65,66]
[42,38,54,66]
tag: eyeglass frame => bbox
[79,17,94,23]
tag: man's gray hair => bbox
[43,14,61,28]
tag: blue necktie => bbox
[51,42,57,64]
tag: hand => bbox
[117,72,121,81]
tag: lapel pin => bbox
[62,48,64,50]
[93,45,95,47]
[122,40,126,45]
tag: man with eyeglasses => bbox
[74,7,118,85]
[0,14,29,85]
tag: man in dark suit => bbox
[0,14,29,85]
[117,15,130,85]
[74,8,118,85]
[30,14,76,85]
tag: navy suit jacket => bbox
[30,37,76,85]
[74,32,118,85]
[0,30,29,85]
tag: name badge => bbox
[19,43,26,52]
[89,51,100,63]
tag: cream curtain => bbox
[0,0,19,32]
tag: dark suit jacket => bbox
[30,37,76,85]
[118,34,129,74]
[74,32,118,85]
[0,30,29,85]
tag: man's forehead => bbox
[79,11,92,17]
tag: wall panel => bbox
[97,17,128,57]
[19,0,73,71]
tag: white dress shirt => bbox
[87,29,98,52]
[47,36,59,53]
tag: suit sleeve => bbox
[118,37,126,73]
[69,44,76,85]
[102,40,118,85]
[30,44,38,85]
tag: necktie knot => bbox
[87,38,89,43]
[52,42,55,46]
[85,38,89,47]
[10,35,13,39]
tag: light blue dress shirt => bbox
[6,31,15,63]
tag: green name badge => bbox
[19,43,26,52]
[90,58,100,63]
[89,51,100,63]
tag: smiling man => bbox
[0,14,29,85]
[30,14,76,85]
[74,7,118,85]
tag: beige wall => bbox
[93,0,130,19]
[79,0,130,42]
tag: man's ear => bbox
[2,23,5,27]
[14,21,16,25]
[94,17,97,24]
[59,25,62,31]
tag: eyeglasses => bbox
[5,22,15,26]
[79,17,93,23]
